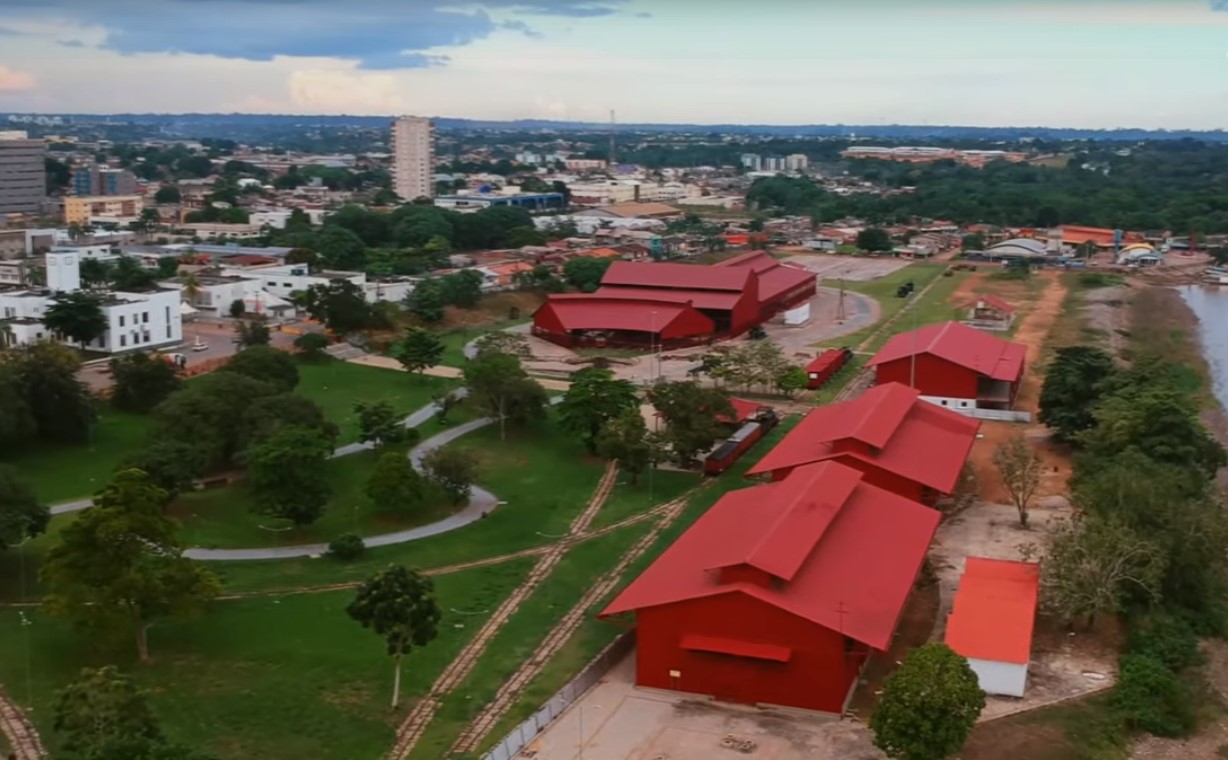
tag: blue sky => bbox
[0,0,1226,128]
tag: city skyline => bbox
[0,0,1227,129]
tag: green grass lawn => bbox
[0,410,152,505]
[296,361,456,443]
[170,446,453,549]
[816,262,949,350]
[408,524,649,760]
[588,469,701,531]
[208,417,608,594]
[0,558,535,760]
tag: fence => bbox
[481,632,636,760]
[959,408,1033,423]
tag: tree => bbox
[302,279,373,334]
[471,331,530,358]
[79,257,113,289]
[1040,514,1165,628]
[366,452,427,515]
[234,318,272,348]
[314,225,367,270]
[1082,383,1226,479]
[111,256,158,291]
[122,441,208,500]
[994,434,1043,526]
[462,351,548,440]
[647,381,735,466]
[394,328,444,375]
[221,345,299,392]
[1038,346,1116,443]
[43,291,108,348]
[870,643,985,760]
[109,352,181,413]
[596,408,664,486]
[354,400,409,450]
[0,364,36,451]
[153,186,181,204]
[776,366,808,397]
[1111,654,1196,738]
[132,207,162,234]
[346,565,441,708]
[0,466,48,550]
[960,232,986,251]
[243,393,337,449]
[153,371,277,469]
[439,270,484,308]
[558,367,639,453]
[562,257,613,293]
[421,447,478,506]
[856,227,893,252]
[405,278,446,323]
[41,469,221,661]
[6,341,95,444]
[293,331,330,360]
[245,426,333,528]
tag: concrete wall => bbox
[967,657,1028,698]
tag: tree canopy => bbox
[559,367,640,453]
[346,565,441,708]
[43,291,108,348]
[870,643,986,760]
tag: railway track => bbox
[385,463,619,760]
[447,490,697,756]
[0,684,46,760]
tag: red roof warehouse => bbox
[746,382,980,505]
[868,321,1026,410]
[532,254,815,349]
[600,461,941,713]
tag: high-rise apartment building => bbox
[390,116,434,202]
[0,131,46,216]
[72,166,138,196]
[785,153,809,172]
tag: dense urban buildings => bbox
[0,130,45,216]
[390,115,434,202]
[71,165,138,196]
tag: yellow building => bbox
[64,194,144,225]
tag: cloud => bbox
[56,39,86,48]
[0,66,36,91]
[0,1,627,70]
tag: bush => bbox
[1111,654,1196,738]
[1126,612,1202,672]
[328,532,366,561]
[1079,272,1124,289]
[293,332,330,361]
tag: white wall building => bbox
[391,115,434,202]
[249,210,293,229]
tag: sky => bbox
[0,0,1227,128]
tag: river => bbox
[1179,285,1228,412]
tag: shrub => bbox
[328,532,366,561]
[1079,272,1124,289]
[1126,612,1202,673]
[1111,654,1196,738]
[293,332,330,361]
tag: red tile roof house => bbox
[868,321,1027,411]
[531,256,814,349]
[599,460,941,714]
[746,383,980,506]
[945,557,1040,697]
[960,294,1016,330]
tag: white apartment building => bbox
[0,251,182,352]
[786,154,809,172]
[391,116,434,202]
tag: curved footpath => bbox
[47,389,510,562]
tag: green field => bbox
[0,559,535,760]
[295,361,455,443]
[587,469,700,531]
[817,262,952,351]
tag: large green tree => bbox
[354,400,409,450]
[0,465,48,550]
[153,371,277,469]
[221,345,299,392]
[870,643,986,760]
[405,278,447,324]
[302,279,373,334]
[856,227,893,252]
[462,351,548,440]
[366,451,427,515]
[421,447,478,506]
[439,269,484,308]
[596,408,664,486]
[562,257,613,292]
[122,441,208,501]
[41,469,221,661]
[1038,346,1116,443]
[646,381,735,466]
[1081,385,1225,478]
[559,367,640,453]
[109,352,181,413]
[0,363,36,451]
[7,341,95,444]
[346,565,441,708]
[43,291,108,349]
[244,426,333,528]
[394,327,444,375]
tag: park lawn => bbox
[210,417,608,594]
[815,262,948,351]
[296,360,456,443]
[170,446,452,549]
[0,558,535,760]
[407,523,650,760]
[587,468,701,531]
[1,409,152,505]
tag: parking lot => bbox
[781,254,912,281]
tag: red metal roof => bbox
[745,383,980,494]
[868,321,1026,382]
[960,294,1016,314]
[592,285,742,311]
[602,260,753,292]
[717,250,779,273]
[600,461,941,650]
[945,557,1040,664]
[537,297,712,336]
[718,251,815,302]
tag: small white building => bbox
[944,557,1040,698]
[220,263,365,301]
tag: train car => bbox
[805,347,853,389]
[703,409,780,476]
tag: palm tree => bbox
[181,272,202,304]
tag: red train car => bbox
[805,347,853,389]
[703,409,780,476]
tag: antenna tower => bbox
[609,109,616,166]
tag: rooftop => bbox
[868,321,1026,382]
[945,557,1040,664]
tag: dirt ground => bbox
[780,254,911,281]
[1082,284,1133,356]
